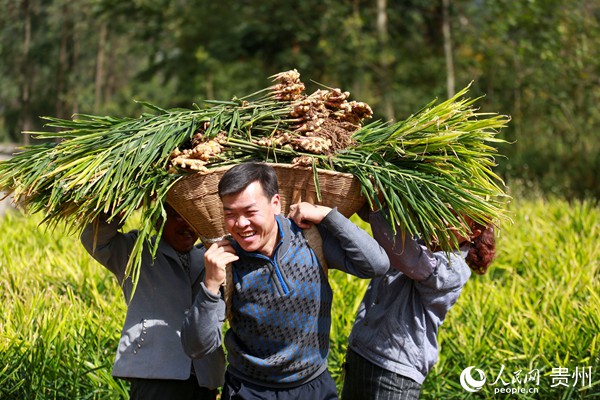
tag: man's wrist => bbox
[204,280,222,296]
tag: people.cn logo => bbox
[460,366,486,392]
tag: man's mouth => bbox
[238,231,256,238]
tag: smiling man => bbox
[181,162,390,400]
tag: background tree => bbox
[0,0,598,198]
[453,0,600,197]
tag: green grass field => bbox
[1,197,598,399]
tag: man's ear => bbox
[272,193,282,215]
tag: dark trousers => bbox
[341,349,421,400]
[221,370,339,400]
[129,376,218,400]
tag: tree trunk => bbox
[377,0,394,121]
[351,0,365,102]
[71,8,80,117]
[95,22,107,113]
[56,3,69,121]
[442,0,455,98]
[20,0,33,145]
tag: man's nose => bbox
[235,215,250,227]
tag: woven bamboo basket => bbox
[166,163,365,244]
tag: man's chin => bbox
[238,243,256,253]
[177,238,197,252]
[236,237,258,253]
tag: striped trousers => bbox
[341,348,421,400]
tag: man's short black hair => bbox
[218,162,279,199]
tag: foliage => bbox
[1,0,598,198]
[1,196,598,398]
[453,0,600,198]
[0,211,128,399]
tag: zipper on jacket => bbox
[266,220,289,295]
[271,258,289,295]
[253,246,289,295]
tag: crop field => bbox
[1,197,598,399]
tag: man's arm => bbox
[181,240,236,358]
[80,215,137,282]
[368,209,471,292]
[289,202,389,278]
[181,283,227,358]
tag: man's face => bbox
[162,207,198,253]
[222,181,281,257]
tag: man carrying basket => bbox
[81,205,225,399]
[181,162,390,399]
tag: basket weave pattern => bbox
[166,163,365,243]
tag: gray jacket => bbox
[81,218,225,388]
[347,210,472,384]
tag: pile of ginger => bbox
[169,69,373,172]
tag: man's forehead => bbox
[223,185,271,208]
[223,199,259,211]
[228,181,267,198]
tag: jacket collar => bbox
[159,238,204,283]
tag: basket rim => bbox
[176,162,357,179]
